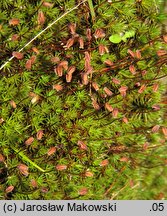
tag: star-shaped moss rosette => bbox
[0,0,167,200]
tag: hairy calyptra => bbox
[12,52,24,60]
[105,103,113,112]
[56,164,67,171]
[47,147,56,156]
[9,18,20,26]
[17,164,29,176]
[104,87,113,96]
[37,10,45,25]
[25,137,34,146]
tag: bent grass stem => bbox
[12,146,45,172]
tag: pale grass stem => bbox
[0,0,87,71]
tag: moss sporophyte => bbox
[0,0,167,199]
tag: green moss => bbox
[0,0,166,200]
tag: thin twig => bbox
[110,182,129,200]
[110,182,140,200]
[104,165,127,197]
[0,0,87,71]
